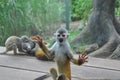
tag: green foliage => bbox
[115,0,120,16]
[71,0,120,21]
[68,30,81,42]
[68,30,87,53]
[0,0,64,46]
[71,0,92,21]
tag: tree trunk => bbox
[71,0,120,59]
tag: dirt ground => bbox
[61,20,83,30]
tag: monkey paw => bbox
[78,53,88,65]
[31,35,43,46]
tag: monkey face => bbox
[22,41,35,53]
[56,34,67,43]
[55,28,69,44]
[20,36,36,53]
[23,42,33,51]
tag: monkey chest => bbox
[54,48,68,63]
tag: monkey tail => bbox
[34,74,50,80]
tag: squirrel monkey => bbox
[38,28,88,80]
[1,36,35,55]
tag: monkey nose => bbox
[59,38,63,43]
[26,46,31,52]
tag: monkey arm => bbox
[40,41,54,59]
[69,54,80,65]
[31,35,54,59]
[67,49,88,65]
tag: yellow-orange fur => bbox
[31,36,50,60]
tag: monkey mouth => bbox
[59,38,63,43]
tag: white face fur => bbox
[55,28,69,44]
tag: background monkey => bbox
[1,35,51,61]
[1,36,35,55]
[16,35,36,55]
[39,27,88,80]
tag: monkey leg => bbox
[57,74,69,80]
[13,45,17,55]
[50,68,58,80]
[50,67,70,80]
[0,47,10,54]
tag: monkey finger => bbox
[82,55,86,58]
[36,35,40,38]
[84,57,88,62]
[34,36,42,42]
[34,36,39,40]
[36,36,42,40]
[81,54,87,58]
[85,60,88,62]
[32,37,39,41]
[79,55,83,59]
[84,56,88,59]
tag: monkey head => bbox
[18,36,36,53]
[54,28,69,44]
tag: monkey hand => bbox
[78,53,88,65]
[31,35,43,47]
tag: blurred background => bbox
[0,0,120,46]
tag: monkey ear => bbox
[67,34,69,38]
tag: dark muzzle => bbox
[59,38,63,43]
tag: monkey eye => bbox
[57,34,60,37]
[62,34,65,37]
